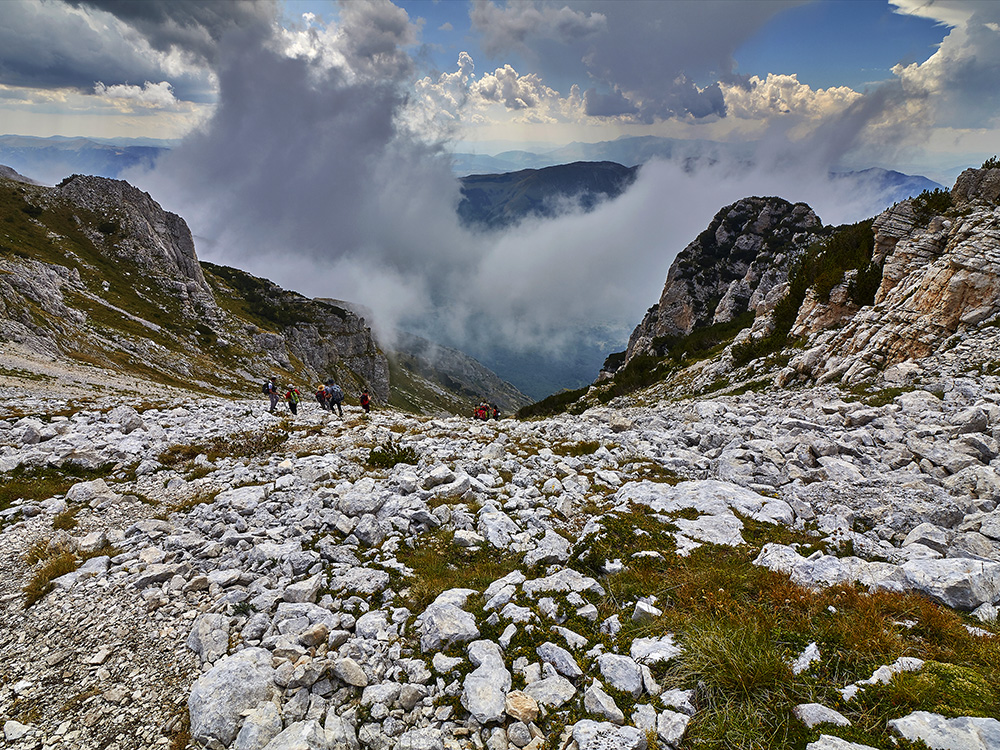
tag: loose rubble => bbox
[3,352,1000,749]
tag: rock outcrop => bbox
[624,197,821,364]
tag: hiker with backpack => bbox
[324,380,344,417]
[315,384,329,411]
[263,377,280,413]
[360,390,371,414]
[285,384,302,415]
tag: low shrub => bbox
[367,438,419,469]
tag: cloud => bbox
[93,80,179,110]
[469,0,796,122]
[0,0,215,101]
[61,0,278,65]
[888,0,1000,129]
[470,0,607,57]
[722,74,862,120]
[471,64,560,111]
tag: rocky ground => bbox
[2,342,1000,750]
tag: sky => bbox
[1,0,999,394]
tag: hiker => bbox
[263,377,280,413]
[285,384,301,415]
[490,403,499,420]
[315,384,329,411]
[324,380,344,417]
[474,401,489,420]
[360,390,371,414]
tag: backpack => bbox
[328,384,344,403]
[262,381,271,394]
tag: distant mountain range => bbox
[458,161,638,230]
[0,135,171,185]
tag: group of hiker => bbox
[263,377,371,417]
[474,401,500,420]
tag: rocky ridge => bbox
[0,173,388,402]
[2,329,1000,750]
[613,167,1000,401]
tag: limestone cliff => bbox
[789,167,1000,385]
[624,196,821,365]
[599,166,1000,405]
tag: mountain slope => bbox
[458,161,638,229]
[527,167,1000,416]
[0,173,388,401]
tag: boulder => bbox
[188,647,275,745]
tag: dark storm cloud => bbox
[582,87,635,117]
[471,0,799,121]
[61,0,278,65]
[0,0,226,100]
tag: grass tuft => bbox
[23,552,79,607]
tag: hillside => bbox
[458,161,638,230]
[528,166,999,419]
[0,171,528,415]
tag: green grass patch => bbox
[396,529,521,613]
[156,425,290,468]
[23,551,79,607]
[366,438,419,469]
[0,463,116,513]
[517,385,590,419]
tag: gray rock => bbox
[323,713,359,749]
[903,522,950,553]
[571,720,646,750]
[187,613,230,664]
[522,675,576,708]
[901,558,1000,610]
[4,720,31,742]
[284,574,323,604]
[657,709,691,746]
[806,737,878,750]
[888,711,1000,750]
[260,720,331,750]
[522,568,604,597]
[630,636,680,665]
[584,681,623,724]
[524,530,571,567]
[395,727,444,750]
[188,647,275,745]
[327,568,390,596]
[419,599,480,653]
[597,653,643,698]
[537,642,582,679]
[461,640,511,724]
[506,721,532,748]
[792,703,851,729]
[332,658,369,688]
[233,702,283,750]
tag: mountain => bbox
[458,161,638,230]
[4,169,1000,750]
[386,332,531,415]
[528,166,998,417]
[0,171,385,402]
[0,135,169,185]
[0,170,528,415]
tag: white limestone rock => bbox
[888,711,1000,750]
[233,701,283,750]
[792,703,851,729]
[188,647,275,746]
[584,681,623,724]
[537,642,582,679]
[597,653,643,698]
